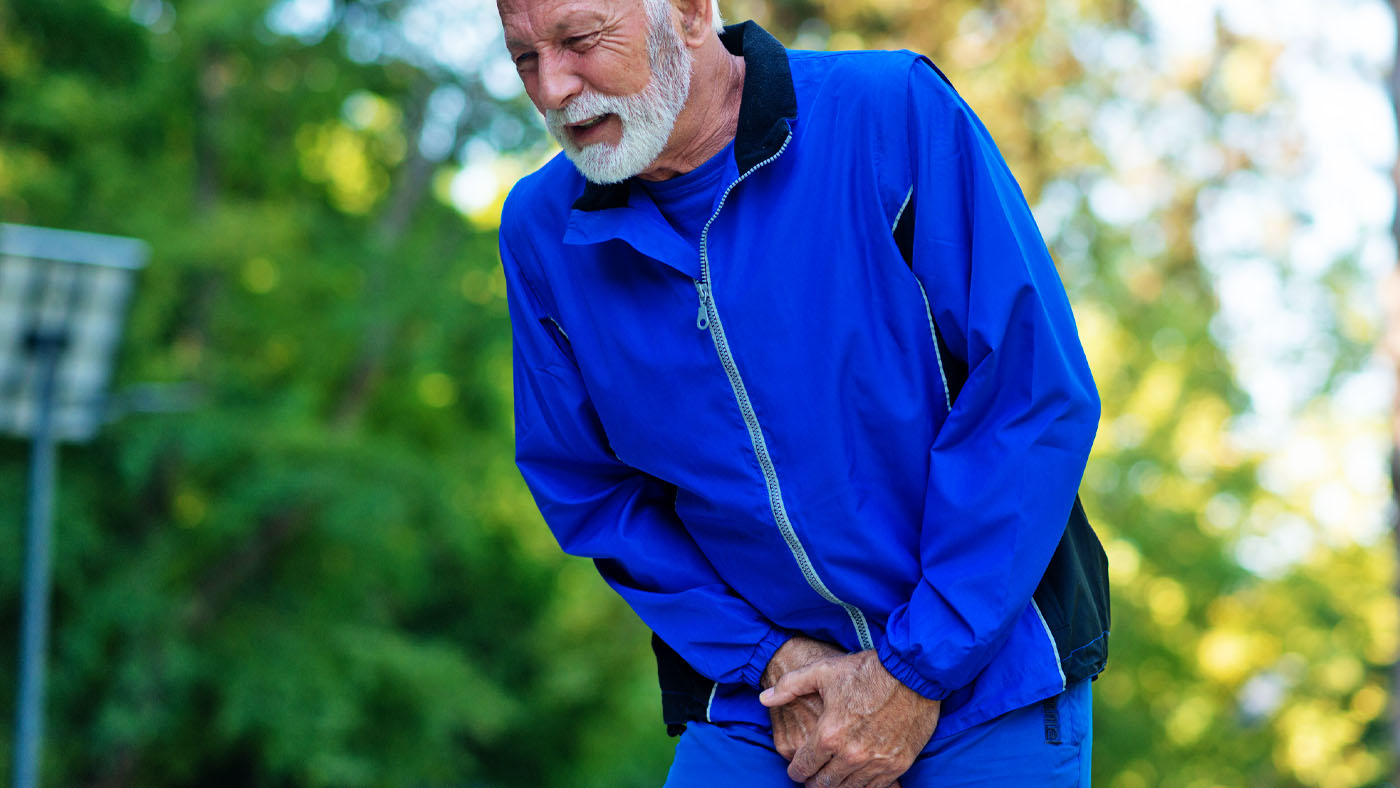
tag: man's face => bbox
[499,0,693,183]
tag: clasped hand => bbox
[759,640,941,788]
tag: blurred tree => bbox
[745,0,1394,786]
[0,0,1392,786]
[1388,1,1400,783]
[0,0,671,785]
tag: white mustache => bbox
[550,93,631,127]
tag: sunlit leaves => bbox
[748,1,1399,785]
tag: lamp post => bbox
[0,223,147,788]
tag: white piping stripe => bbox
[704,682,719,723]
[1032,599,1068,691]
[546,316,570,341]
[896,183,953,414]
[902,188,1063,697]
[912,278,953,414]
[892,185,914,233]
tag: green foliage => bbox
[0,0,1392,785]
[0,0,670,784]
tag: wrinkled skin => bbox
[761,637,846,765]
[761,648,941,788]
[496,0,746,181]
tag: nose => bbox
[534,51,583,112]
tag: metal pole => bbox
[12,333,63,788]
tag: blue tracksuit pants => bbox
[664,680,1092,787]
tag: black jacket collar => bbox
[571,21,797,213]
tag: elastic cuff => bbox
[876,638,951,701]
[741,627,792,690]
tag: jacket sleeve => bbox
[874,58,1102,700]
[501,228,789,689]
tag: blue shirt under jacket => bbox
[499,21,1101,740]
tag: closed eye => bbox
[564,32,599,49]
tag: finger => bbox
[770,708,797,760]
[842,762,903,788]
[787,731,837,783]
[777,694,825,761]
[788,747,832,784]
[761,663,830,707]
[805,751,860,788]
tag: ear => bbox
[671,0,713,49]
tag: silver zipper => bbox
[693,129,876,652]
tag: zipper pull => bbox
[695,281,710,331]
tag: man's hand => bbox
[761,637,845,762]
[759,650,940,788]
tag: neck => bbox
[638,41,745,182]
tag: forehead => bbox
[497,0,642,43]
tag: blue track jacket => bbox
[500,22,1102,740]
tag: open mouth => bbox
[569,114,612,131]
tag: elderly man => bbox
[496,0,1109,785]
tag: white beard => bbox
[545,2,693,184]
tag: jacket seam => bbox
[1060,630,1110,663]
[891,185,913,232]
[1031,599,1068,691]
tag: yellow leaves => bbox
[296,93,404,215]
[241,256,280,293]
[1174,393,1237,476]
[1096,667,1134,709]
[1275,700,1363,786]
[1205,594,1250,628]
[827,31,866,50]
[1124,360,1183,431]
[297,122,388,214]
[1317,655,1363,695]
[1109,763,1155,788]
[1347,683,1386,724]
[1361,595,1398,664]
[1332,750,1386,788]
[343,91,403,138]
[1105,537,1141,583]
[1146,576,1188,627]
[417,372,458,409]
[1075,301,1122,375]
[1219,40,1282,113]
[1197,628,1276,685]
[1124,261,1165,302]
[1191,594,1285,686]
[1145,474,1210,515]
[1165,693,1216,747]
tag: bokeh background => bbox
[1,0,1397,785]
